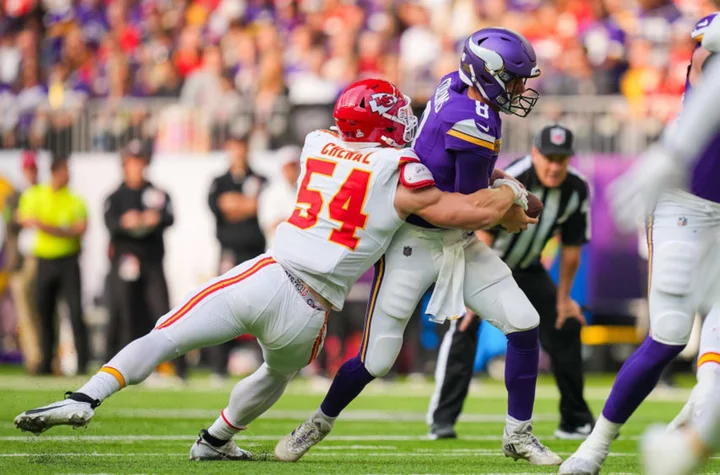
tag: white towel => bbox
[426,239,466,324]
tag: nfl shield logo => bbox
[550,127,566,146]
[403,246,412,257]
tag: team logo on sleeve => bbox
[550,127,567,145]
[368,93,398,115]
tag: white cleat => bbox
[14,397,94,436]
[641,425,700,475]
[558,456,603,475]
[554,423,593,440]
[275,417,332,462]
[189,431,252,461]
[558,442,607,475]
[502,420,562,466]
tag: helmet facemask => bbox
[380,95,418,148]
[495,72,540,118]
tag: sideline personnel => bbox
[104,140,174,356]
[18,153,88,374]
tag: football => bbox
[526,192,544,218]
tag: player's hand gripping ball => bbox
[526,192,543,218]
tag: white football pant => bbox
[98,254,328,430]
[360,224,538,378]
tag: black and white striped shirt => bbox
[492,155,591,271]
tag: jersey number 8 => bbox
[288,158,370,251]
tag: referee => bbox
[427,124,595,440]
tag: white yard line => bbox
[0,434,643,442]
[0,377,693,401]
[0,451,707,459]
[104,408,560,423]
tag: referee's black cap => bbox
[534,124,575,157]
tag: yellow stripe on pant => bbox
[360,256,386,362]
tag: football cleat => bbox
[558,447,605,475]
[641,425,700,475]
[428,425,458,440]
[14,392,97,435]
[189,430,252,461]
[502,420,562,466]
[554,422,593,440]
[274,417,332,462]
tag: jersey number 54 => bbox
[288,158,370,251]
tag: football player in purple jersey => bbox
[276,28,562,466]
[561,7,720,475]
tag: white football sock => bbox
[505,414,527,433]
[691,362,720,422]
[580,415,621,455]
[208,363,295,441]
[76,371,121,401]
[692,363,720,450]
[314,408,337,426]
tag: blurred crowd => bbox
[0,0,719,153]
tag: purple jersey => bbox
[413,72,502,192]
[409,72,502,227]
[684,13,720,203]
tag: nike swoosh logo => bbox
[477,123,490,133]
[697,19,710,28]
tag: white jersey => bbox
[271,129,433,310]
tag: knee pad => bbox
[363,334,403,378]
[363,304,412,378]
[491,277,539,334]
[652,241,700,296]
[362,279,419,378]
[651,309,693,346]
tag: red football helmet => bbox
[333,78,418,148]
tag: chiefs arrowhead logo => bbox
[368,93,398,115]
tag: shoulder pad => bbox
[400,161,436,190]
[398,149,420,165]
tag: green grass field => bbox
[0,369,717,474]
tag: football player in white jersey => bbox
[13,78,532,461]
[561,9,720,475]
[630,45,720,475]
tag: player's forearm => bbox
[480,186,516,227]
[453,188,515,230]
[558,246,581,301]
[665,56,720,163]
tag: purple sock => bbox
[505,327,539,421]
[602,337,683,424]
[320,355,375,417]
